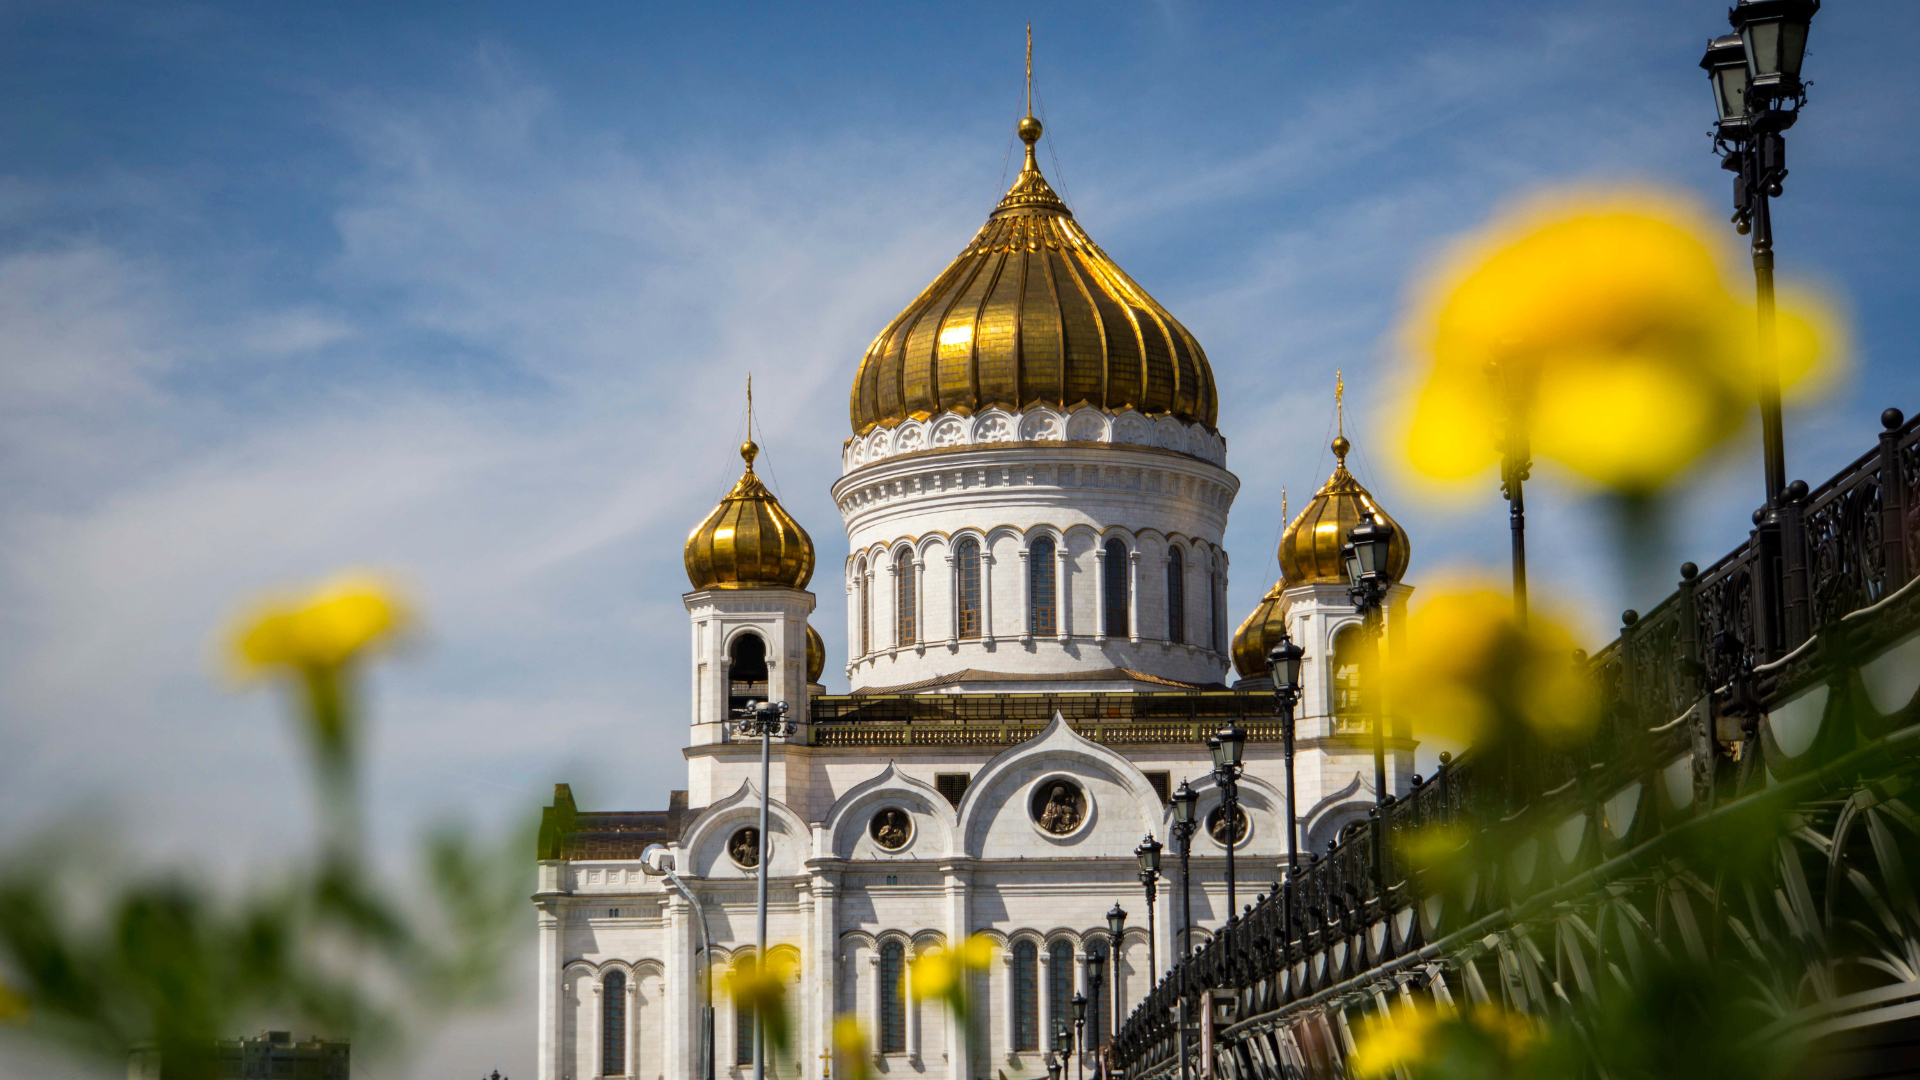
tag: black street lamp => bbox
[1209,723,1246,919]
[1267,630,1305,961]
[1054,1024,1073,1079]
[1086,947,1106,1065]
[1133,835,1161,981]
[1072,992,1089,1080]
[1106,903,1128,1053]
[1170,781,1199,957]
[1047,1058,1063,1080]
[730,699,795,1080]
[1702,0,1820,514]
[1344,520,1396,807]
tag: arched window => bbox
[733,958,755,1065]
[1209,565,1222,652]
[1047,941,1074,1047]
[602,970,626,1076]
[1103,540,1129,637]
[858,558,871,656]
[1011,940,1039,1051]
[956,539,982,639]
[1029,537,1057,637]
[727,633,767,717]
[879,941,906,1053]
[895,549,916,646]
[1166,547,1185,643]
[1332,623,1369,732]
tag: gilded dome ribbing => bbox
[685,441,816,591]
[848,114,1217,435]
[1277,436,1411,587]
[806,623,825,685]
[1230,581,1289,681]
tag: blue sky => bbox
[3,2,1918,1075]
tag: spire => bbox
[1332,370,1350,462]
[997,27,1068,218]
[1026,22,1033,120]
[742,374,759,470]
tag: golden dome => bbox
[1277,436,1411,587]
[684,440,816,591]
[848,112,1217,435]
[1230,580,1290,681]
[805,623,825,686]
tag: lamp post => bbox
[1345,520,1396,884]
[732,699,794,1080]
[1055,1023,1074,1079]
[1086,948,1106,1075]
[1072,992,1089,1080]
[1047,1056,1064,1080]
[1133,835,1161,980]
[1209,724,1246,918]
[1701,0,1820,511]
[1106,903,1128,1056]
[1266,631,1305,958]
[1169,780,1198,1080]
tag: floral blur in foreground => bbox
[1399,189,1840,497]
[907,934,996,1034]
[1385,586,1598,749]
[832,1015,872,1080]
[1350,1004,1542,1079]
[726,951,798,1056]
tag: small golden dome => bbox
[1230,580,1289,681]
[684,441,815,591]
[848,113,1217,435]
[1278,436,1411,587]
[805,623,825,686]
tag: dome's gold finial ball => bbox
[741,440,759,469]
[1018,115,1043,144]
[1331,435,1351,460]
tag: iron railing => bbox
[1109,408,1920,1079]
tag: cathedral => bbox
[532,99,1417,1080]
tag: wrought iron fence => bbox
[1109,408,1920,1079]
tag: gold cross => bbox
[1026,24,1033,118]
[819,1048,833,1078]
[1334,369,1345,438]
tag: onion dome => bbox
[684,440,815,591]
[1278,435,1411,587]
[805,624,825,686]
[1230,580,1289,681]
[848,111,1217,435]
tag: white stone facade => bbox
[834,405,1238,691]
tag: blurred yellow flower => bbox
[231,572,410,677]
[726,950,797,1054]
[1351,1004,1538,1079]
[907,946,959,1001]
[955,933,996,972]
[832,1015,872,1080]
[0,978,26,1023]
[1400,189,1840,497]
[1387,587,1597,748]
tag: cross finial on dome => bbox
[742,373,758,469]
[1332,370,1350,462]
[1018,25,1044,152]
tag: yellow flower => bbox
[727,951,797,1054]
[955,933,996,971]
[907,946,958,1001]
[1386,586,1597,749]
[832,1015,872,1080]
[1351,1004,1539,1079]
[1399,189,1840,497]
[231,572,410,677]
[0,978,26,1023]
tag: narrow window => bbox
[1012,940,1039,1051]
[1144,770,1171,805]
[1166,548,1185,643]
[956,539,982,639]
[895,549,916,646]
[735,990,755,1066]
[727,633,767,718]
[1209,567,1221,652]
[858,559,871,656]
[1047,941,1074,1048]
[1332,624,1369,731]
[935,773,971,808]
[1029,536,1057,636]
[879,942,907,1053]
[602,970,626,1076]
[1104,539,1129,637]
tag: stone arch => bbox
[954,713,1166,859]
[1302,773,1372,855]
[680,778,809,879]
[822,763,958,859]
